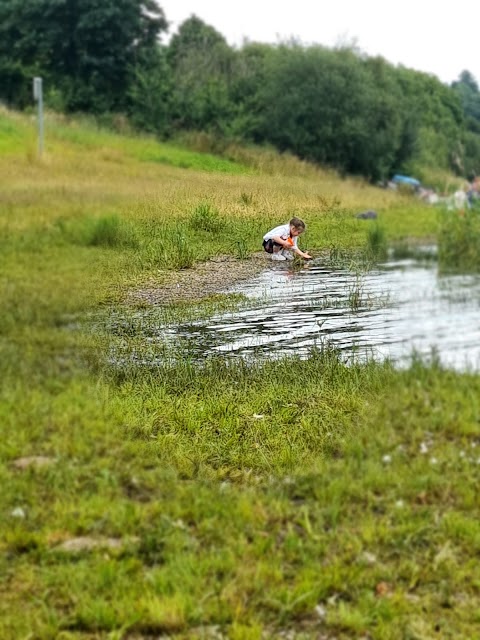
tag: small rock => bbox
[12,456,55,470]
[375,581,391,597]
[356,210,378,220]
[360,551,377,566]
[54,536,137,552]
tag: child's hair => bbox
[289,217,306,231]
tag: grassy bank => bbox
[1,108,479,639]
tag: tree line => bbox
[1,0,480,182]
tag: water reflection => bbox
[169,257,480,371]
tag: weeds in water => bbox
[328,245,373,270]
[347,272,367,311]
[390,242,437,261]
[438,208,480,272]
[366,223,387,261]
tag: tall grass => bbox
[438,208,480,271]
[365,223,388,261]
[188,202,226,233]
[140,223,197,270]
[56,213,139,248]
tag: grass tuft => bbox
[189,202,226,234]
[438,207,480,271]
[57,214,139,249]
[366,223,388,261]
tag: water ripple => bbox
[169,258,480,370]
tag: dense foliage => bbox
[1,1,480,180]
[0,0,167,112]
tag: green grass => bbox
[3,352,480,638]
[47,113,251,174]
[438,207,480,272]
[0,110,32,153]
[134,142,251,174]
[1,107,480,638]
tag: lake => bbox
[167,254,480,371]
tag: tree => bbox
[128,46,173,136]
[249,44,406,180]
[0,0,168,112]
[396,68,465,174]
[452,70,480,130]
[168,15,237,133]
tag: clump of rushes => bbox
[189,201,225,233]
[240,191,254,205]
[142,224,196,270]
[438,208,480,272]
[233,237,250,259]
[366,223,387,261]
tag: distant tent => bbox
[392,174,421,188]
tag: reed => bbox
[438,208,480,271]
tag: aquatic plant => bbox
[366,223,387,261]
[438,208,480,271]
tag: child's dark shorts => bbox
[263,238,282,254]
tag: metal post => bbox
[33,77,44,157]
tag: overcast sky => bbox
[159,0,479,86]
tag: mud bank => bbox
[128,253,268,305]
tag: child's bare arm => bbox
[293,247,312,259]
[272,235,293,250]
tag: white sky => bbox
[159,0,480,86]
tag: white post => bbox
[33,77,44,157]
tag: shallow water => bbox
[169,256,480,371]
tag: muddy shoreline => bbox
[128,253,269,305]
[127,238,434,307]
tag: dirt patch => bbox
[128,253,269,305]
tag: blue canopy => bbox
[392,174,421,187]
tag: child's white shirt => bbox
[263,224,298,247]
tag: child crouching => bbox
[263,217,312,261]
